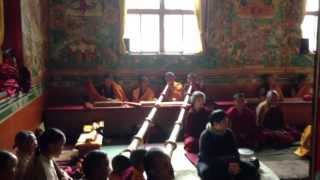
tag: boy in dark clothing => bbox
[197,109,259,180]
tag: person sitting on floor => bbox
[0,150,18,180]
[84,73,128,108]
[130,149,147,180]
[184,73,204,93]
[256,90,299,148]
[132,76,155,102]
[24,128,72,180]
[109,155,132,180]
[81,150,110,180]
[226,93,261,149]
[197,109,259,180]
[258,74,284,100]
[164,72,183,101]
[184,91,211,153]
[295,74,313,99]
[144,148,174,180]
[13,131,38,180]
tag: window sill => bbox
[125,52,202,56]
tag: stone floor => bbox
[101,143,281,180]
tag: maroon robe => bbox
[184,107,211,153]
[226,106,261,148]
[259,106,300,148]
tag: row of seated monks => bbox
[84,72,188,108]
[83,71,313,108]
[184,90,301,154]
[82,71,312,151]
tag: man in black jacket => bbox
[197,109,260,180]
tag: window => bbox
[124,0,202,54]
[301,0,319,53]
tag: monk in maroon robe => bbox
[184,73,205,93]
[256,90,300,148]
[184,91,211,153]
[226,93,260,149]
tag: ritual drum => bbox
[238,148,260,169]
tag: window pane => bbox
[141,15,160,52]
[301,15,318,52]
[164,15,183,52]
[125,14,141,52]
[183,15,202,54]
[306,0,319,12]
[165,0,195,10]
[126,0,160,9]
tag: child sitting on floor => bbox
[13,131,38,180]
[81,150,110,180]
[197,109,259,180]
[130,149,147,180]
[24,128,72,180]
[0,150,18,180]
[109,155,133,180]
[144,148,174,180]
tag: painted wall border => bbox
[0,85,44,123]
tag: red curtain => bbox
[2,0,23,67]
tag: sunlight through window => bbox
[124,0,202,54]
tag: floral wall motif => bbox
[21,0,48,85]
[207,0,304,67]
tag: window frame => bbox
[126,0,197,54]
[302,1,319,53]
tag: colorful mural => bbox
[47,0,312,71]
[21,0,48,85]
[49,0,120,68]
[208,0,304,67]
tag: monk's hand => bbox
[84,102,94,109]
[228,162,240,175]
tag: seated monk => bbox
[256,90,299,148]
[84,73,127,108]
[132,76,155,102]
[296,75,313,99]
[184,73,204,93]
[258,74,284,100]
[164,72,183,101]
[184,91,211,153]
[226,93,261,149]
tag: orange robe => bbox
[110,82,128,101]
[132,87,155,102]
[296,84,313,98]
[166,81,183,101]
[85,81,127,102]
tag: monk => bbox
[184,73,204,93]
[256,90,299,148]
[258,74,284,100]
[296,75,313,99]
[84,73,127,108]
[226,93,260,149]
[132,76,155,102]
[164,72,183,101]
[184,91,211,153]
